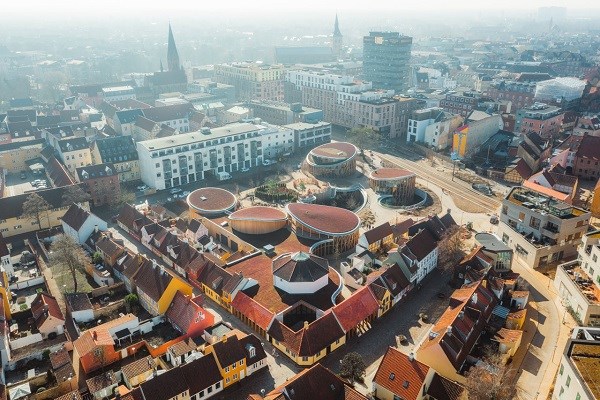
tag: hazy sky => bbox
[1,0,586,15]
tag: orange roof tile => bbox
[332,286,379,332]
[231,292,275,331]
[494,328,523,343]
[374,347,430,400]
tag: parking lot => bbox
[4,171,49,196]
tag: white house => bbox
[66,293,94,323]
[0,234,14,278]
[61,203,108,245]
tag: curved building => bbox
[272,251,330,294]
[304,142,357,177]
[228,206,288,234]
[286,203,360,254]
[369,168,416,205]
[187,187,237,218]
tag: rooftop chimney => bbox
[408,352,415,361]
[222,334,228,343]
[304,320,309,329]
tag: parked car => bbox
[182,191,190,196]
[137,185,148,191]
[241,167,250,173]
[169,188,182,194]
[490,214,499,225]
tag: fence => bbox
[9,276,45,290]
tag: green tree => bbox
[22,193,51,230]
[339,352,366,384]
[124,293,139,313]
[92,252,103,265]
[61,184,91,207]
[49,234,89,294]
[346,127,380,154]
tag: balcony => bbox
[558,261,600,306]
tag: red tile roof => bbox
[31,292,64,329]
[374,347,430,400]
[231,292,275,331]
[166,291,209,333]
[576,135,600,159]
[287,203,360,235]
[362,222,394,245]
[333,286,379,332]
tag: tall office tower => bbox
[363,31,412,93]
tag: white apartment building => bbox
[554,230,600,326]
[498,187,591,270]
[101,86,136,102]
[137,122,293,190]
[214,62,286,101]
[407,107,463,150]
[283,121,331,150]
[286,70,420,139]
[553,326,600,400]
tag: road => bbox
[377,149,501,213]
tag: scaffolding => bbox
[535,77,586,102]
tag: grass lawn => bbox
[52,267,95,294]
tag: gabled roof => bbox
[76,163,117,181]
[209,335,246,368]
[195,262,234,295]
[262,364,368,400]
[117,204,152,233]
[135,116,158,131]
[240,334,267,365]
[332,286,379,332]
[267,311,345,357]
[374,347,430,400]
[132,262,174,302]
[426,373,465,400]
[142,103,194,123]
[95,235,124,259]
[58,136,88,153]
[47,157,75,187]
[139,366,188,400]
[66,293,93,312]
[362,222,393,245]
[180,353,222,395]
[61,203,92,231]
[93,135,138,163]
[166,292,206,333]
[231,292,275,331]
[115,109,144,124]
[405,229,437,261]
[31,292,64,329]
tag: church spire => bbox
[167,23,181,71]
[333,14,342,37]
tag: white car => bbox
[263,159,274,166]
[169,188,182,194]
[241,167,250,172]
[182,191,191,196]
[137,185,148,191]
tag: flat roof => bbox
[283,121,330,130]
[187,187,237,214]
[286,203,360,236]
[229,206,287,222]
[138,122,282,151]
[474,232,512,252]
[309,141,357,161]
[369,168,415,180]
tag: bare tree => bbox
[49,234,90,294]
[109,189,135,209]
[61,184,91,207]
[437,225,465,273]
[464,351,516,400]
[23,193,51,230]
[346,127,379,155]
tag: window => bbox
[566,375,571,387]
[225,366,229,373]
[518,212,525,222]
[225,377,230,384]
[216,382,220,389]
[559,363,564,375]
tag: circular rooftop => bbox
[286,203,360,236]
[309,142,357,164]
[474,232,512,252]
[229,206,287,222]
[187,187,237,215]
[369,168,415,181]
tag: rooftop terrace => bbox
[507,187,587,219]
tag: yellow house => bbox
[204,333,247,388]
[90,136,141,182]
[0,185,90,238]
[268,311,346,366]
[0,139,45,172]
[452,125,469,158]
[0,270,13,319]
[369,282,392,317]
[591,179,600,218]
[132,261,193,316]
[506,308,527,330]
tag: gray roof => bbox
[94,136,138,163]
[115,109,144,124]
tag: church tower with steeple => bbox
[167,23,181,71]
[332,14,343,60]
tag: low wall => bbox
[9,276,45,290]
[93,299,125,320]
[10,333,43,350]
[90,282,125,299]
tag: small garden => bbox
[317,190,364,211]
[254,180,298,202]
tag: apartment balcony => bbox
[557,261,600,307]
[541,226,559,239]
